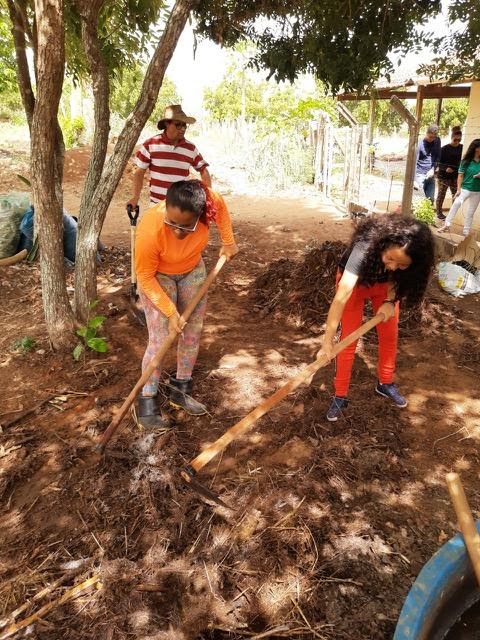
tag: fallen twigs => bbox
[0,575,100,639]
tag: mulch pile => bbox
[0,244,477,640]
[1,385,441,640]
[252,241,463,337]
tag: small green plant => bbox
[413,197,436,225]
[12,336,36,352]
[73,300,108,361]
[59,115,85,148]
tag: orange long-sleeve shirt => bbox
[135,189,235,317]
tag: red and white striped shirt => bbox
[134,133,209,203]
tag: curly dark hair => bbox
[165,180,217,225]
[461,138,480,170]
[348,213,435,307]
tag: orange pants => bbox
[334,275,399,397]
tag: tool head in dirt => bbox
[127,204,140,226]
[130,298,146,326]
[180,466,232,510]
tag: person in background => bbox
[134,179,238,429]
[438,139,480,237]
[316,214,434,422]
[415,124,441,203]
[128,105,212,208]
[435,126,463,221]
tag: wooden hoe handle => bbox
[446,472,480,585]
[96,256,227,451]
[127,204,140,287]
[189,313,385,474]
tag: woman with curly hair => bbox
[317,214,434,422]
[438,139,480,236]
[135,179,239,428]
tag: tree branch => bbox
[99,0,201,202]
[73,0,200,318]
[74,0,110,210]
[7,0,35,128]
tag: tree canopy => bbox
[194,0,442,93]
[418,0,480,81]
[110,68,180,123]
[204,64,337,129]
[0,4,17,96]
[64,0,168,81]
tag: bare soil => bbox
[1,146,480,640]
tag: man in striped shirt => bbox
[128,105,211,207]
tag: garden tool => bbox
[95,255,227,454]
[180,312,387,508]
[0,249,27,266]
[446,472,480,586]
[127,204,146,326]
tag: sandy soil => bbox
[0,144,479,639]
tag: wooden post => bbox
[415,85,424,125]
[337,102,359,127]
[436,97,443,126]
[336,103,360,206]
[368,96,376,145]
[390,95,419,215]
[326,122,334,199]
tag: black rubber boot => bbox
[168,376,207,415]
[137,395,170,429]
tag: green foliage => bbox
[413,197,436,225]
[419,99,468,136]
[348,96,468,137]
[0,7,23,122]
[73,300,108,360]
[12,336,36,353]
[65,0,168,82]
[204,56,337,131]
[0,5,17,95]
[204,75,265,121]
[195,0,442,93]
[349,100,404,135]
[110,68,180,124]
[204,53,331,188]
[419,1,480,81]
[59,115,85,148]
[246,125,314,187]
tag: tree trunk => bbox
[71,0,110,318]
[7,0,35,128]
[75,0,109,210]
[31,0,74,347]
[73,0,199,320]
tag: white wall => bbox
[455,81,480,232]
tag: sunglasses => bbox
[164,216,200,233]
[168,120,187,130]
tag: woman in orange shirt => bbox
[135,180,239,428]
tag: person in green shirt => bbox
[438,139,480,236]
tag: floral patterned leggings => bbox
[139,260,207,396]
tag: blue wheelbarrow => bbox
[395,474,480,639]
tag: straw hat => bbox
[157,105,196,130]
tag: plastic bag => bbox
[438,261,480,297]
[0,192,31,259]
[17,207,79,263]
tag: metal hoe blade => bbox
[180,468,232,510]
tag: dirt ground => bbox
[1,146,480,640]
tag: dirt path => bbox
[1,148,480,639]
